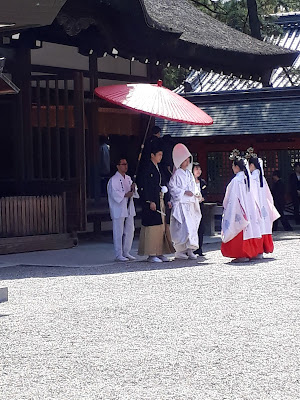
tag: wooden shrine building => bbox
[158,86,300,202]
[0,0,298,253]
[158,13,300,203]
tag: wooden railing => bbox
[0,194,66,237]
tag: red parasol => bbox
[94,80,213,126]
[94,80,213,192]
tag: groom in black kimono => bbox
[137,143,174,262]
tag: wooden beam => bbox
[31,64,149,83]
[97,71,149,83]
[0,234,75,255]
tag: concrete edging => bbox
[0,287,8,303]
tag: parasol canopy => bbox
[94,80,213,125]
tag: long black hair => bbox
[233,158,250,190]
[249,156,263,187]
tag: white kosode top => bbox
[107,171,138,219]
[169,168,197,203]
[169,168,200,223]
[251,169,280,234]
[222,171,262,243]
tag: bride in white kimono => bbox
[168,144,201,260]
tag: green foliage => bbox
[190,0,299,36]
[163,0,300,88]
[162,66,189,90]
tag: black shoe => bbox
[194,250,205,256]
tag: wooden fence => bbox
[0,194,66,238]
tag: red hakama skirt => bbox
[221,231,264,259]
[262,234,274,253]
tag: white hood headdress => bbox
[172,143,193,170]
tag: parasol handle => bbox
[133,115,152,183]
[127,115,152,210]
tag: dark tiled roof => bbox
[41,0,298,81]
[143,0,293,57]
[176,13,300,93]
[156,87,300,136]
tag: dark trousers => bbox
[273,204,292,231]
[195,218,205,253]
[292,197,300,223]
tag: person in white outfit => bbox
[107,158,139,261]
[245,147,280,258]
[168,144,201,260]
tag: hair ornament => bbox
[229,149,241,161]
[245,147,258,160]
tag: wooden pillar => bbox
[74,71,87,231]
[261,69,273,87]
[89,52,98,97]
[12,46,33,182]
[88,52,101,203]
[147,64,163,83]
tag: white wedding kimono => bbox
[222,171,262,243]
[107,171,139,258]
[169,168,201,252]
[251,169,280,235]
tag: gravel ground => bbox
[0,232,299,400]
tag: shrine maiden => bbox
[246,148,280,257]
[221,150,262,262]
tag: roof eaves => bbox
[139,0,183,34]
[184,85,300,104]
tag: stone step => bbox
[0,287,8,303]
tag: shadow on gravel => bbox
[0,314,9,318]
[273,236,300,241]
[251,257,276,263]
[0,259,214,281]
[272,231,299,241]
[226,257,276,266]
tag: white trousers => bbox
[112,216,135,258]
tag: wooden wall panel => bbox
[0,195,66,238]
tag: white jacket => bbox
[222,171,262,243]
[251,169,280,235]
[107,172,138,219]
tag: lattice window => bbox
[258,150,279,184]
[288,149,300,166]
[260,149,300,186]
[207,151,232,194]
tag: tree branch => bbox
[190,0,227,16]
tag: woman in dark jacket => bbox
[192,162,207,256]
[138,144,175,262]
